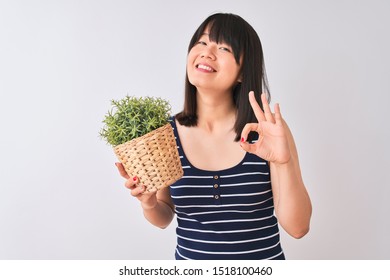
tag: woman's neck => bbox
[196,90,236,133]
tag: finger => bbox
[146,187,158,193]
[124,176,138,189]
[240,140,260,155]
[274,103,283,126]
[241,123,262,142]
[131,184,146,196]
[115,162,130,179]
[248,91,266,122]
[261,93,275,123]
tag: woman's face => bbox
[187,31,242,94]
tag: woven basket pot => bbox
[113,123,183,192]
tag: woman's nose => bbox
[200,46,216,60]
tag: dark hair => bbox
[176,13,270,142]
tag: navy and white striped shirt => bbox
[169,118,285,260]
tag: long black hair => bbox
[176,13,270,142]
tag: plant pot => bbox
[113,123,183,192]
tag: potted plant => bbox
[100,95,183,192]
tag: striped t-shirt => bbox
[169,117,285,260]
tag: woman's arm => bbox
[141,187,175,229]
[269,121,312,238]
[240,91,312,239]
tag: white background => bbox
[0,0,389,259]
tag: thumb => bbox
[240,139,257,154]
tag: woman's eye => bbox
[219,46,231,52]
[197,41,207,46]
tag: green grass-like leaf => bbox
[99,96,171,146]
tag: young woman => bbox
[116,13,312,260]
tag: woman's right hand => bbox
[115,162,158,210]
[115,162,175,228]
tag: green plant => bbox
[100,96,171,146]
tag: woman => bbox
[116,13,312,260]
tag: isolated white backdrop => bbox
[1,0,389,259]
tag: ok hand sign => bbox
[240,91,291,165]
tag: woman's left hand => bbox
[240,91,291,164]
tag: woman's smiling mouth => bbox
[196,63,216,72]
